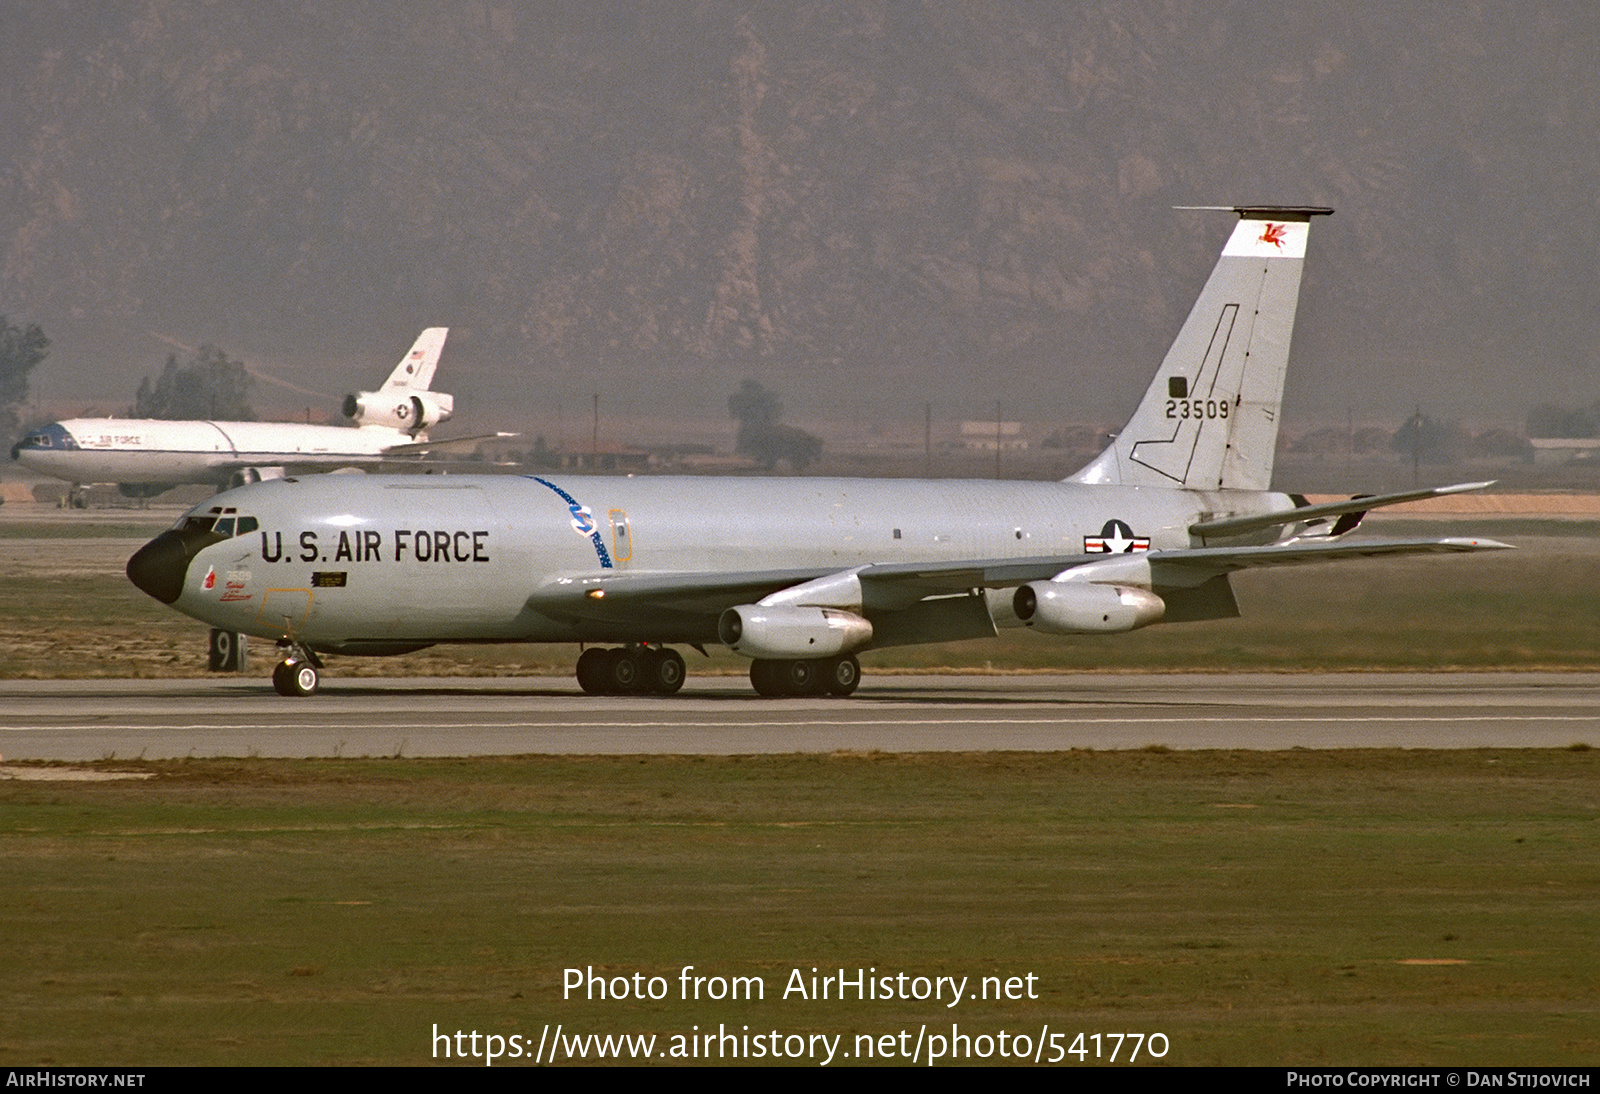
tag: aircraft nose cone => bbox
[127,530,195,604]
[128,521,226,605]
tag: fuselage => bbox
[135,472,1292,653]
[11,419,414,485]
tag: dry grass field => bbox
[2,750,1596,1066]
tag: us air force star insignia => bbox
[1085,519,1150,554]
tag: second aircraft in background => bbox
[11,328,503,502]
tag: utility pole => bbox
[995,400,1003,478]
[1411,404,1421,486]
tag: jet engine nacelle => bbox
[718,604,873,659]
[342,389,454,433]
[1013,582,1165,634]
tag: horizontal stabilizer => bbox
[1146,536,1512,589]
[1189,481,1496,539]
[382,431,519,456]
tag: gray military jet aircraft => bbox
[127,207,1509,697]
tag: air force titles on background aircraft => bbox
[126,207,1511,698]
[10,327,505,499]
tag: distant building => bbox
[958,420,1029,451]
[1529,438,1600,465]
[556,444,652,472]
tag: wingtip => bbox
[1438,480,1497,496]
[1440,536,1515,551]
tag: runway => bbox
[3,672,1598,760]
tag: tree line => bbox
[1,317,260,445]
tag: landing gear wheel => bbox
[273,659,319,697]
[751,658,827,696]
[781,658,819,695]
[643,648,686,695]
[606,648,642,693]
[575,648,610,694]
[750,659,786,697]
[822,654,861,696]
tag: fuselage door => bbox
[608,510,633,564]
[254,588,313,639]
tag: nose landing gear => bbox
[272,642,324,697]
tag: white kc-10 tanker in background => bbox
[127,207,1510,697]
[12,328,478,499]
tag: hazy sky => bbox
[5,2,1598,439]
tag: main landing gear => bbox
[272,642,323,697]
[573,649,862,697]
[749,654,860,697]
[575,646,687,695]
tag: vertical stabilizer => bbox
[1070,208,1330,491]
[380,327,449,391]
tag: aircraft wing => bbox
[529,567,842,625]
[528,552,1196,622]
[526,536,1512,629]
[380,432,519,456]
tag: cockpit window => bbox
[13,424,78,451]
[177,513,257,538]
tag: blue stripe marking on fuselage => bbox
[529,476,613,569]
[10,422,80,455]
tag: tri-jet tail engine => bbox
[342,389,454,434]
